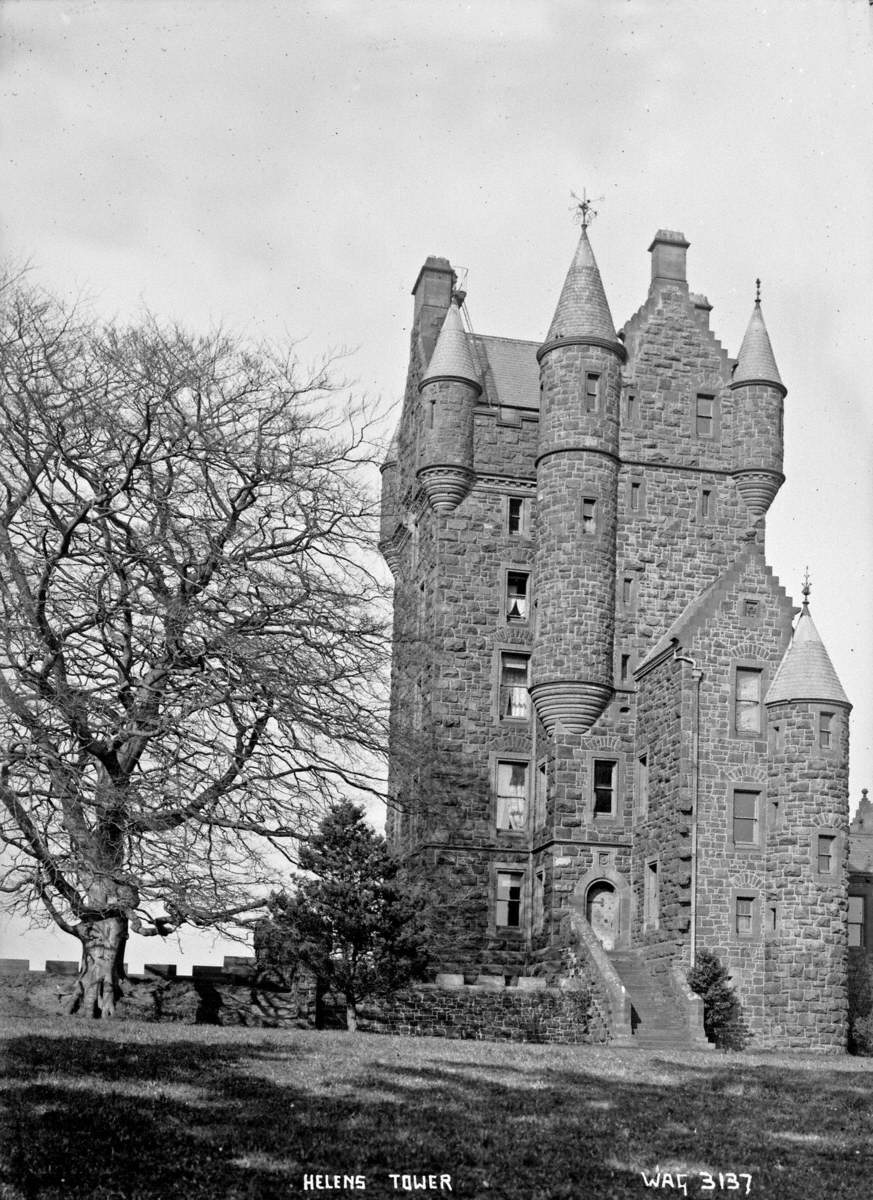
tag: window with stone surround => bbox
[619,653,631,685]
[733,666,764,736]
[581,497,597,535]
[817,833,836,874]
[505,570,530,623]
[494,759,528,832]
[732,788,760,846]
[849,895,865,948]
[592,759,618,818]
[819,710,834,750]
[629,477,644,514]
[584,371,600,413]
[535,759,548,826]
[533,869,545,933]
[625,389,638,425]
[734,893,757,938]
[621,574,638,611]
[766,901,780,936]
[506,495,529,537]
[769,721,783,754]
[637,752,649,816]
[695,393,718,438]
[644,858,659,930]
[498,651,530,721]
[495,869,524,929]
[699,484,715,522]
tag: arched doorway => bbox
[586,881,619,950]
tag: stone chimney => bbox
[411,256,456,367]
[649,230,690,291]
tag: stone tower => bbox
[380,223,852,1049]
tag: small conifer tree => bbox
[688,949,749,1050]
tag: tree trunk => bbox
[66,915,128,1018]
[345,1000,357,1032]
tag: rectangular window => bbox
[743,598,760,619]
[696,394,715,438]
[637,753,649,815]
[533,870,545,933]
[496,870,523,929]
[507,496,528,536]
[735,895,755,936]
[505,571,530,623]
[625,391,637,424]
[735,667,763,735]
[817,833,836,874]
[593,760,616,817]
[819,711,833,750]
[499,652,530,721]
[701,487,712,518]
[849,896,865,948]
[767,903,779,934]
[644,860,659,930]
[581,497,597,534]
[769,722,783,753]
[621,575,636,609]
[629,480,642,513]
[733,789,759,845]
[535,760,548,826]
[767,797,780,830]
[584,372,600,412]
[620,653,630,684]
[495,760,528,831]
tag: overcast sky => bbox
[1,0,871,970]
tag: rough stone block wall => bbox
[356,982,609,1044]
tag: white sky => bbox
[1,0,871,971]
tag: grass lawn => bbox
[1,1018,872,1200]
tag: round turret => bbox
[531,227,626,734]
[416,297,480,514]
[730,288,786,516]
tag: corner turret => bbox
[730,285,786,517]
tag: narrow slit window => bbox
[637,753,649,815]
[506,571,530,622]
[495,761,528,831]
[620,653,630,684]
[581,498,597,534]
[630,481,642,512]
[622,575,635,608]
[700,487,712,519]
[644,860,659,929]
[626,391,637,424]
[499,652,530,721]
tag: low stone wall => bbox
[356,980,608,1044]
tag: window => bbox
[533,870,545,933]
[742,598,760,619]
[732,789,759,845]
[535,760,548,826]
[766,902,779,935]
[593,759,616,817]
[625,390,637,424]
[620,653,630,684]
[621,575,637,610]
[735,895,755,936]
[496,870,523,929]
[849,896,865,948]
[506,495,528,537]
[581,497,597,534]
[817,833,836,874]
[767,796,781,830]
[629,479,643,513]
[499,652,530,721]
[584,372,600,412]
[701,488,712,518]
[505,571,530,623]
[644,859,659,930]
[637,753,649,815]
[819,711,833,750]
[769,722,783,753]
[696,394,716,438]
[734,667,763,735]
[495,760,528,831]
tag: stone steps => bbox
[607,948,711,1050]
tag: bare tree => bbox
[0,274,388,1016]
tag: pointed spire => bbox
[543,226,620,348]
[733,284,785,391]
[765,592,850,706]
[420,296,481,391]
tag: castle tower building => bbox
[380,222,852,1049]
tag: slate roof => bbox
[421,302,480,389]
[473,334,540,410]
[765,604,850,706]
[544,227,618,346]
[733,301,784,389]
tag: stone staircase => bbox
[607,948,712,1050]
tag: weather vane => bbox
[570,188,604,229]
[802,567,811,605]
[755,277,762,305]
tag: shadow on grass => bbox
[1,1031,872,1200]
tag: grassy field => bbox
[1,1018,872,1200]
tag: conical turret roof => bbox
[733,298,784,390]
[420,299,480,390]
[543,227,618,347]
[765,601,849,706]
